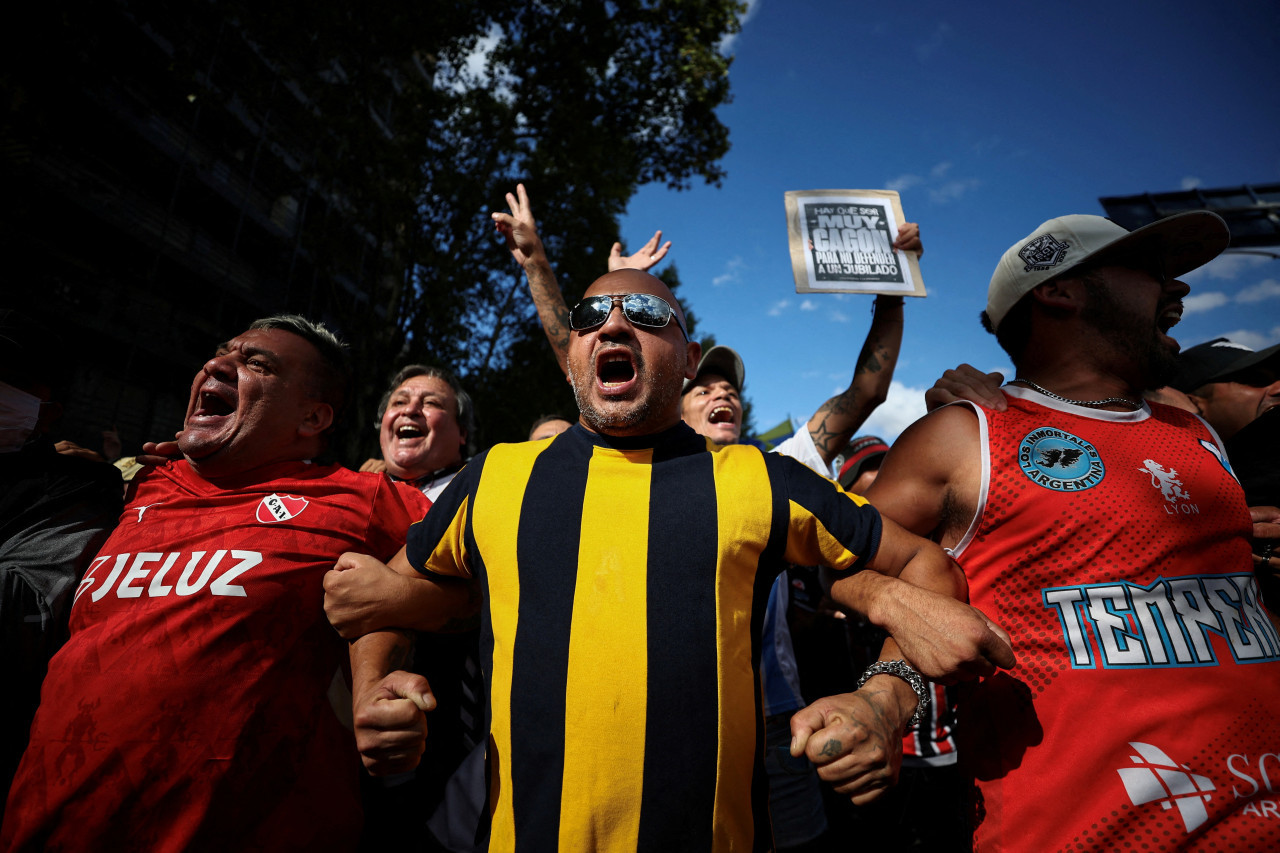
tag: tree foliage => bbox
[152,0,743,458]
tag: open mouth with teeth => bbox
[395,424,425,440]
[708,405,737,426]
[596,349,638,392]
[191,385,236,421]
[1156,303,1183,344]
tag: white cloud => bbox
[718,0,762,54]
[1182,252,1270,283]
[1181,292,1230,315]
[1181,176,1202,190]
[767,299,790,317]
[1211,328,1273,350]
[712,256,746,287]
[985,363,1014,379]
[828,309,850,323]
[929,178,981,204]
[887,163,979,205]
[1236,278,1280,303]
[858,381,930,443]
[1177,274,1280,318]
[884,174,923,193]
[800,299,817,311]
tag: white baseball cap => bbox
[986,212,1230,331]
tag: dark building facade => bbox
[2,1,405,456]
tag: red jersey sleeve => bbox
[363,477,432,561]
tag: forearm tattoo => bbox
[526,264,570,356]
[386,630,415,671]
[810,328,890,458]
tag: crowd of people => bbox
[1,189,1278,852]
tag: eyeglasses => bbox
[568,293,688,340]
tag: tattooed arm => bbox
[492,183,572,374]
[803,223,919,464]
[804,295,904,465]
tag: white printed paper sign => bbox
[785,189,926,296]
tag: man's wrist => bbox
[521,249,552,273]
[854,572,903,629]
[858,660,929,728]
[856,672,918,732]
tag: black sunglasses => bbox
[568,293,689,340]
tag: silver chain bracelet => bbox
[856,659,930,728]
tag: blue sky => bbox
[616,0,1280,444]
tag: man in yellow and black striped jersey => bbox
[340,269,1014,852]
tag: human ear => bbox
[1031,278,1082,311]
[684,341,702,381]
[299,402,335,437]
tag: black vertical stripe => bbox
[506,432,592,851]
[464,492,495,850]
[753,450,796,850]
[637,442,720,851]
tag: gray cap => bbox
[682,345,745,394]
[986,212,1230,331]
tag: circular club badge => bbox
[1017,427,1105,491]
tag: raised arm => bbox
[805,295,903,464]
[803,223,921,465]
[608,230,671,271]
[492,183,572,374]
[492,184,672,376]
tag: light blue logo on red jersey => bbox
[1018,427,1104,491]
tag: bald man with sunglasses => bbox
[495,185,931,838]
[341,261,1014,851]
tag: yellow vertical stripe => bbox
[471,444,539,851]
[711,448,773,849]
[559,446,652,851]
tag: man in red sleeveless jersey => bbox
[813,212,1280,851]
[1,315,432,853]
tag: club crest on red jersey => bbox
[256,493,309,523]
[1018,427,1105,491]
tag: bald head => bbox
[582,270,689,335]
[566,269,700,437]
